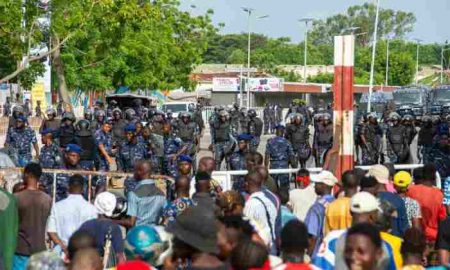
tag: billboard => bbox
[248,78,283,92]
[31,82,46,110]
[212,77,240,92]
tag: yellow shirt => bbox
[381,231,404,269]
[402,265,425,270]
[324,197,352,235]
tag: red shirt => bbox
[407,184,446,242]
[274,262,319,270]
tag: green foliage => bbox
[226,49,246,64]
[269,68,302,82]
[308,73,334,83]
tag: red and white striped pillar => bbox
[331,35,355,179]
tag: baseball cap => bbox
[65,144,82,154]
[40,128,54,135]
[16,116,27,122]
[124,124,137,133]
[350,192,381,214]
[311,170,338,187]
[393,171,413,188]
[94,192,116,217]
[237,133,253,142]
[178,154,193,163]
[368,164,390,184]
[274,124,285,130]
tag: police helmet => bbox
[292,113,304,122]
[432,115,441,124]
[109,100,118,106]
[248,109,257,118]
[112,108,122,117]
[13,105,24,113]
[46,108,56,116]
[219,110,229,117]
[403,114,413,121]
[388,112,401,121]
[322,113,332,121]
[421,115,432,123]
[76,119,91,131]
[62,111,76,122]
[233,102,239,109]
[445,114,450,121]
[95,110,106,118]
[179,112,191,119]
[112,196,128,219]
[125,108,136,120]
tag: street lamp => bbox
[299,18,314,83]
[441,41,449,84]
[242,7,268,108]
[367,0,381,113]
[384,34,395,87]
[342,26,360,35]
[413,38,422,85]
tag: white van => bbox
[161,101,195,118]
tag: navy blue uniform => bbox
[265,136,294,189]
[5,127,37,166]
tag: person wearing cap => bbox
[47,174,97,257]
[229,133,252,192]
[94,119,115,174]
[285,113,311,169]
[116,124,147,173]
[79,191,125,265]
[162,122,187,178]
[368,164,409,237]
[39,128,63,194]
[313,191,402,270]
[304,170,337,258]
[265,125,294,190]
[4,115,39,167]
[53,144,84,202]
[393,171,422,229]
[39,107,60,134]
[165,204,227,270]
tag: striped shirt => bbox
[127,179,167,226]
[244,191,278,248]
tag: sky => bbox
[179,0,450,44]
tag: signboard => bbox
[248,78,283,92]
[31,82,46,110]
[212,77,240,92]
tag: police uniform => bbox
[285,122,311,168]
[211,116,234,170]
[5,117,37,166]
[163,134,184,177]
[313,122,333,167]
[94,128,114,171]
[53,144,85,202]
[265,125,294,189]
[418,119,437,164]
[263,105,271,134]
[359,122,378,165]
[387,124,409,164]
[248,114,263,152]
[176,118,199,168]
[229,134,252,192]
[39,129,63,193]
[117,127,148,172]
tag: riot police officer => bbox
[418,115,436,164]
[132,98,144,119]
[8,105,24,128]
[403,115,417,146]
[84,108,94,122]
[230,103,241,136]
[359,113,379,165]
[39,128,63,194]
[265,125,294,190]
[175,112,199,166]
[190,103,205,134]
[247,109,263,152]
[210,110,235,170]
[39,108,61,134]
[5,116,39,166]
[3,97,11,117]
[59,112,77,149]
[285,113,311,168]
[268,104,276,134]
[91,109,106,132]
[74,119,97,170]
[111,108,127,145]
[386,113,409,164]
[238,108,249,134]
[107,99,119,117]
[263,104,271,134]
[228,133,252,192]
[313,113,333,167]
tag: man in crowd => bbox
[13,163,51,270]
[0,187,18,270]
[229,133,252,192]
[47,174,97,257]
[289,169,317,221]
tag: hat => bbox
[166,205,219,254]
[178,154,193,163]
[237,133,253,141]
[393,171,412,188]
[40,128,54,135]
[27,251,66,270]
[65,144,82,154]
[124,124,137,133]
[16,116,27,122]
[368,165,390,184]
[350,192,381,214]
[274,124,285,130]
[94,192,116,217]
[311,170,338,187]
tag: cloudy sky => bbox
[180,0,449,44]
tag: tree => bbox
[226,49,246,64]
[308,3,416,46]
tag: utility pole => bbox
[367,0,380,113]
[413,38,422,85]
[299,18,314,83]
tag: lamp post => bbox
[385,35,394,87]
[441,41,449,84]
[367,0,381,113]
[413,38,422,85]
[242,7,268,108]
[299,18,314,83]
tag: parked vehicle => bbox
[161,101,195,118]
[428,85,450,115]
[392,86,430,119]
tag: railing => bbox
[0,164,424,202]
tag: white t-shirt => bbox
[289,185,317,221]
